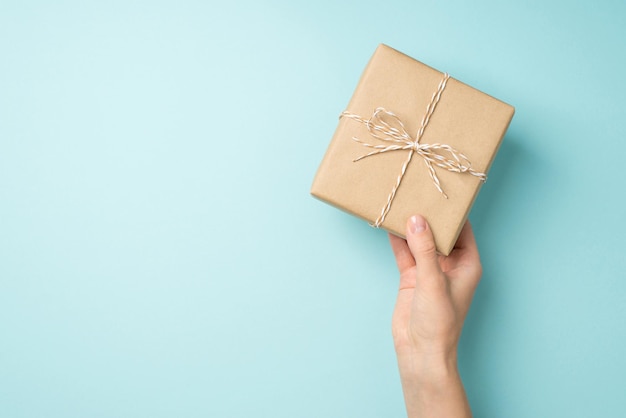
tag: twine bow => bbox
[340,73,486,228]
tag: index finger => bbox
[388,233,416,273]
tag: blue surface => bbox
[1,1,625,417]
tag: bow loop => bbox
[419,144,486,180]
[367,108,412,143]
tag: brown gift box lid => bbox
[311,44,514,255]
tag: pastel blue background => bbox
[1,0,624,416]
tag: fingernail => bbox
[410,215,426,234]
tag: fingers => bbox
[405,215,443,281]
[388,233,415,273]
[449,221,483,296]
[454,221,478,254]
[452,221,481,271]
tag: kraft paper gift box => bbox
[311,44,514,255]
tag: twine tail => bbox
[423,158,448,199]
[373,149,415,227]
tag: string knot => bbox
[340,73,487,228]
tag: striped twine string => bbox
[340,73,486,228]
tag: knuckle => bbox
[416,240,438,259]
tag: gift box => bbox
[311,44,514,255]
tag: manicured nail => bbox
[410,215,426,234]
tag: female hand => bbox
[389,214,482,418]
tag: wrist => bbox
[397,349,471,417]
[396,346,459,388]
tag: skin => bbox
[389,214,482,418]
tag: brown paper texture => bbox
[311,44,514,255]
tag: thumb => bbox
[405,215,443,281]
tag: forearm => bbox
[397,350,471,418]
